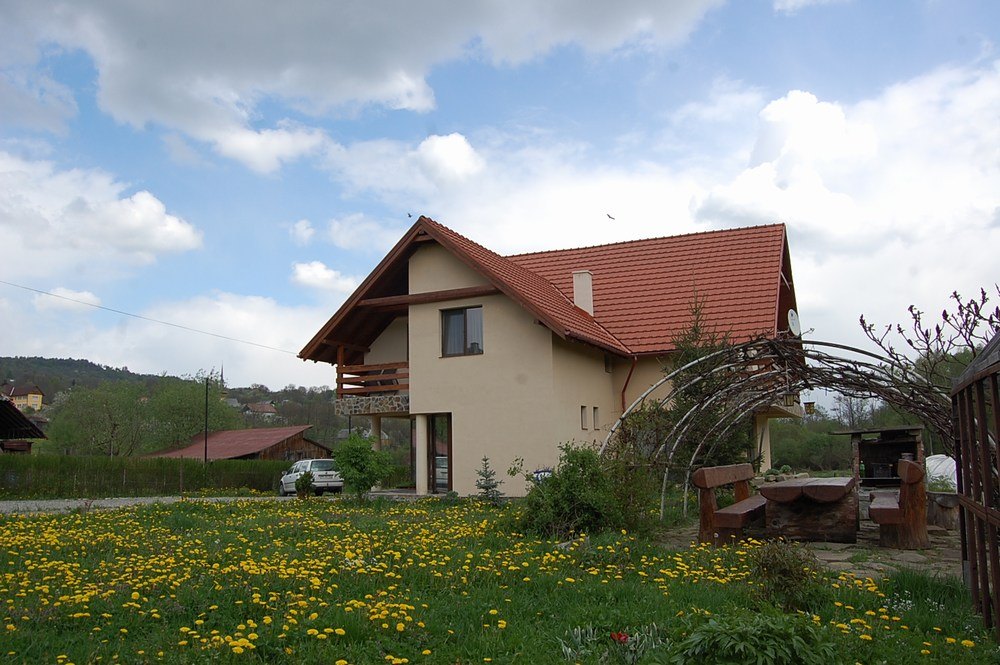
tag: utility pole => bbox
[204,377,209,465]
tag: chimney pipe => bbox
[572,270,594,315]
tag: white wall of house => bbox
[408,244,562,495]
[551,337,617,447]
[364,317,409,364]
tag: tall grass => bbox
[0,454,289,498]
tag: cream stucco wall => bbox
[409,243,491,292]
[364,317,408,365]
[408,244,567,495]
[613,355,674,412]
[551,338,617,447]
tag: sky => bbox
[1,0,998,392]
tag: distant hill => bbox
[0,356,164,400]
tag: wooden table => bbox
[759,477,858,543]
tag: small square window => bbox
[441,306,484,356]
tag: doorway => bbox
[428,413,452,493]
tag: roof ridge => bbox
[504,222,786,258]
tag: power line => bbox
[0,279,298,355]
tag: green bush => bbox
[517,444,624,537]
[332,434,392,501]
[748,539,829,611]
[669,610,836,664]
[294,470,314,496]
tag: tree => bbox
[146,374,242,452]
[861,287,999,392]
[662,296,750,469]
[332,434,392,501]
[47,382,148,456]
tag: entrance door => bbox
[428,414,452,493]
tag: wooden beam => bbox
[323,340,370,352]
[358,285,500,308]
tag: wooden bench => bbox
[691,463,766,546]
[868,459,930,549]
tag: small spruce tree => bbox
[475,456,503,506]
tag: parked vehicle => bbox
[279,459,343,496]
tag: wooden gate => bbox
[952,333,1000,635]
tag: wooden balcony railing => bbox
[336,361,409,398]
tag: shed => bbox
[148,425,329,461]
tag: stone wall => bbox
[335,394,410,416]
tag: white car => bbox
[279,458,344,496]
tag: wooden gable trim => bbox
[358,285,501,309]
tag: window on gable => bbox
[441,306,484,357]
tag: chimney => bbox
[572,270,594,315]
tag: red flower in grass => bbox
[610,631,629,644]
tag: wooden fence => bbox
[952,332,1000,636]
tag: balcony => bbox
[337,361,408,397]
[335,362,409,416]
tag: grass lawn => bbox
[0,498,993,664]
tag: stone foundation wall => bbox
[335,394,410,416]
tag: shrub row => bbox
[0,454,289,499]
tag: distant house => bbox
[300,216,801,495]
[1,396,45,454]
[149,425,328,461]
[242,402,278,419]
[2,384,44,411]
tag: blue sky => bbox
[1,0,998,390]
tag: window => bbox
[441,306,484,356]
[593,407,600,430]
[581,405,588,430]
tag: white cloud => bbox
[291,261,359,294]
[209,124,329,174]
[416,133,486,185]
[33,287,101,312]
[289,219,315,246]
[773,0,849,13]
[0,151,202,279]
[1,288,341,388]
[326,213,402,252]
[0,70,77,132]
[689,60,1000,356]
[0,1,723,171]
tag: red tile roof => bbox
[422,218,628,354]
[300,217,792,361]
[150,425,318,460]
[508,224,788,354]
[4,384,43,398]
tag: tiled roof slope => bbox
[421,218,628,354]
[150,425,314,460]
[508,224,787,355]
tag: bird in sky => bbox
[607,213,615,220]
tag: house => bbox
[300,217,800,495]
[1,396,45,453]
[242,402,279,419]
[149,425,329,461]
[2,384,44,412]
